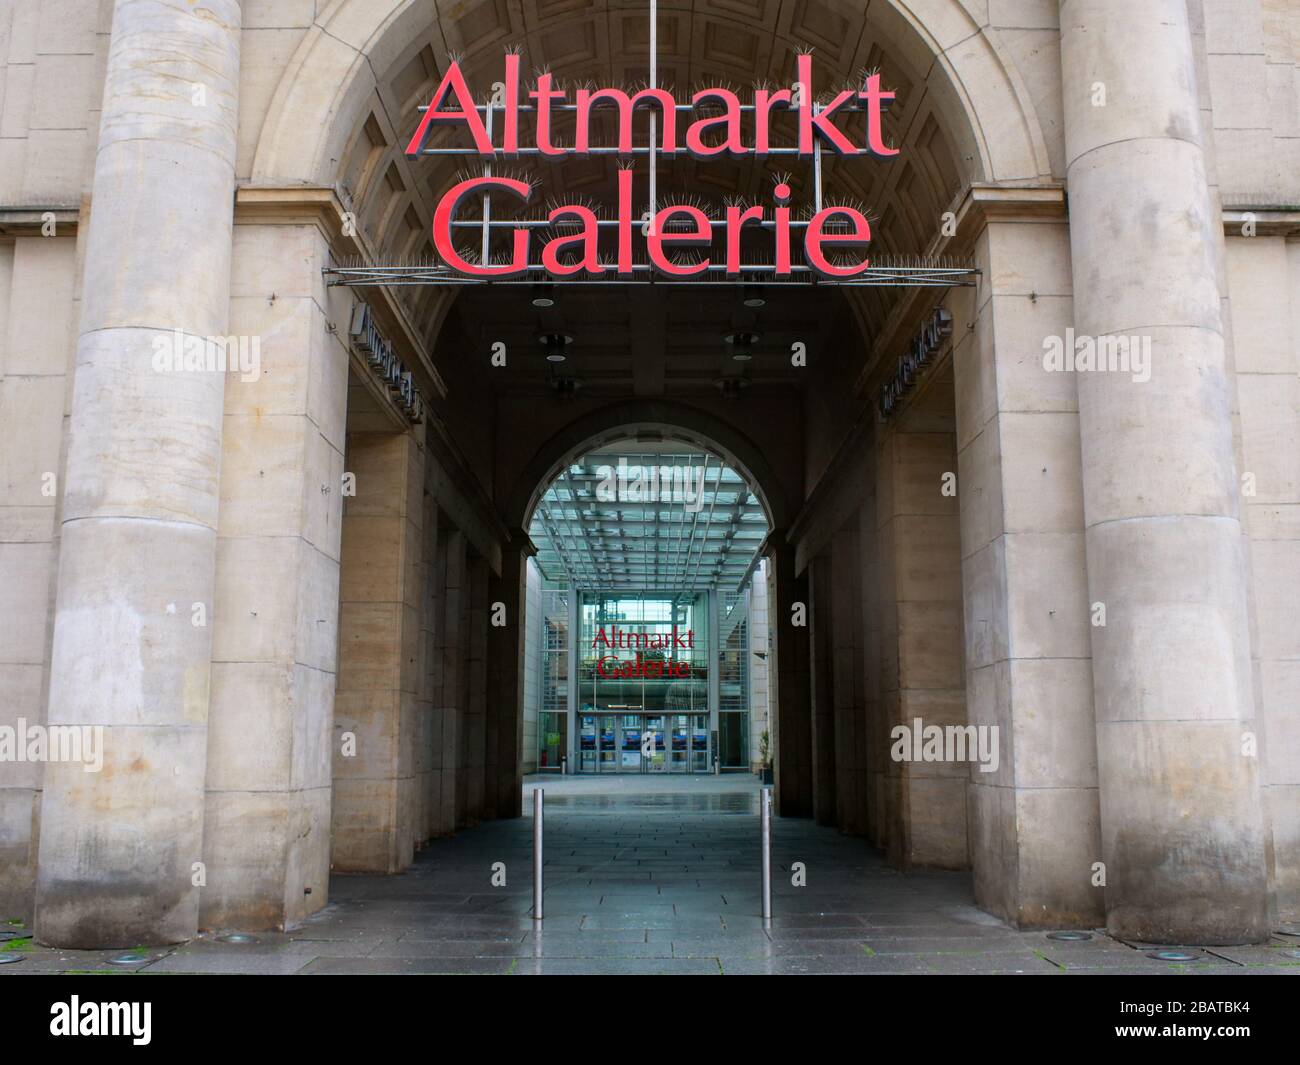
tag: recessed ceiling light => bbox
[725,330,759,362]
[531,284,555,308]
[539,332,573,362]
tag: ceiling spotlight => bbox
[548,373,584,400]
[539,332,573,362]
[530,284,555,308]
[713,375,750,400]
[725,330,760,362]
[741,285,766,309]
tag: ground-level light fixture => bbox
[539,332,573,362]
[741,285,766,308]
[530,283,555,308]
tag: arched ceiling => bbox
[332,0,984,351]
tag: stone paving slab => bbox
[298,957,518,975]
[4,776,1297,976]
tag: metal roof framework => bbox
[323,256,976,289]
[529,448,767,593]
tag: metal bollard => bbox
[533,788,544,922]
[760,785,772,927]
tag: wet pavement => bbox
[3,775,1298,975]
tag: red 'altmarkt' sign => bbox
[405,53,897,280]
[591,624,695,679]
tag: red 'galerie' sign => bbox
[405,53,896,279]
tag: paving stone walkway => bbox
[4,775,1298,975]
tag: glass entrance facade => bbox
[573,591,712,773]
[580,592,709,772]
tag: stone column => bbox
[1061,0,1268,942]
[35,0,239,948]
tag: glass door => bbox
[619,714,643,770]
[719,712,749,769]
[669,714,689,772]
[691,714,710,772]
[538,711,566,771]
[644,715,666,772]
[598,714,618,772]
[578,713,596,773]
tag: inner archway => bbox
[521,432,772,783]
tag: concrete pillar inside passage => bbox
[454,549,473,826]
[417,494,441,843]
[807,553,838,826]
[830,525,868,837]
[859,491,888,850]
[463,555,489,826]
[437,528,467,836]
[767,541,812,817]
[1061,0,1268,942]
[487,537,530,821]
[34,0,241,948]
[331,430,426,873]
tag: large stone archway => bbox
[21,0,1284,953]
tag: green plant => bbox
[759,728,771,767]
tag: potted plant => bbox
[759,729,773,784]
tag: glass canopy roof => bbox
[528,444,768,592]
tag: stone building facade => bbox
[0,0,1297,949]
